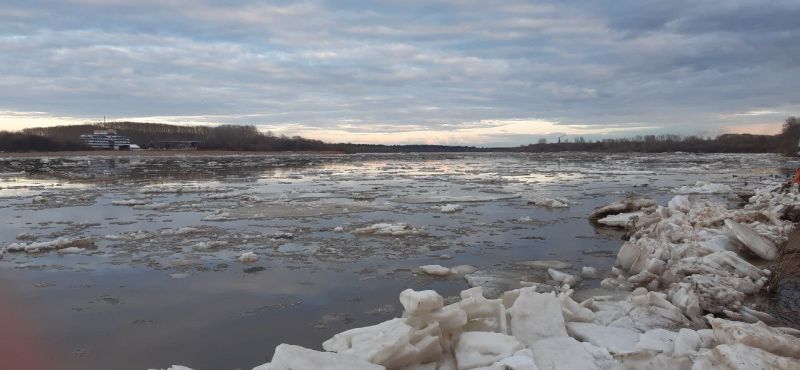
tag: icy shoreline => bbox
[154,183,800,370]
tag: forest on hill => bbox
[1,117,799,155]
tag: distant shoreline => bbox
[0,150,348,158]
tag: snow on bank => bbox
[160,184,800,370]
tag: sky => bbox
[1,0,799,146]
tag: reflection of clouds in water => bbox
[0,177,93,198]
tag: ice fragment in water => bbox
[237,252,259,263]
[420,265,452,276]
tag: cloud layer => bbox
[1,0,798,144]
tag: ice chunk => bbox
[635,328,676,355]
[581,267,600,279]
[420,265,452,276]
[597,212,644,228]
[692,343,800,370]
[464,270,522,298]
[237,252,259,263]
[724,219,778,260]
[673,181,732,194]
[565,322,640,354]
[516,260,572,269]
[527,197,569,208]
[709,317,800,359]
[270,343,384,370]
[352,223,427,236]
[509,289,567,347]
[458,287,508,334]
[57,247,85,254]
[593,292,692,332]
[449,265,478,276]
[590,197,656,221]
[322,318,414,363]
[547,269,577,286]
[672,328,700,357]
[699,234,741,254]
[438,204,464,213]
[5,237,95,254]
[472,349,539,370]
[400,289,444,315]
[559,294,593,323]
[455,332,523,370]
[111,199,150,206]
[667,195,692,213]
[530,337,615,370]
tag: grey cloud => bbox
[0,0,798,144]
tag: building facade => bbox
[79,129,132,150]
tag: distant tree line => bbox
[1,117,799,154]
[512,117,800,155]
[0,131,84,151]
[513,133,780,153]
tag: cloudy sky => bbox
[1,0,799,145]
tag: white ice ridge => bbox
[160,184,800,370]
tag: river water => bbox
[0,152,793,370]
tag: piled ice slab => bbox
[599,185,793,324]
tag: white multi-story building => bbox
[79,129,132,150]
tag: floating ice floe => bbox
[581,267,600,279]
[547,268,578,286]
[5,237,94,254]
[140,183,230,194]
[672,181,732,194]
[596,212,644,228]
[104,230,151,241]
[420,265,452,276]
[237,251,259,263]
[419,264,478,277]
[393,193,520,204]
[527,197,570,208]
[589,196,656,222]
[111,199,150,206]
[352,223,428,236]
[515,260,572,270]
[438,204,464,213]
